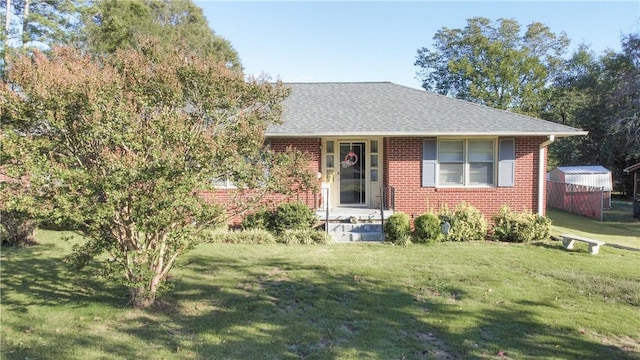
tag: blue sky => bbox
[195,1,640,89]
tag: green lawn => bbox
[2,229,639,359]
[549,199,640,249]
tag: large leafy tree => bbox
[415,17,569,115]
[604,34,640,160]
[546,34,639,195]
[1,0,86,243]
[0,40,315,307]
[2,0,238,77]
[545,45,606,167]
[82,0,240,68]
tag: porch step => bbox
[327,223,382,233]
[326,222,385,242]
[315,207,394,222]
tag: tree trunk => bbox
[21,0,29,48]
[128,266,165,308]
[3,0,10,80]
[130,286,156,308]
[4,0,10,40]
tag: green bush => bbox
[394,235,413,247]
[531,215,552,241]
[270,202,317,234]
[277,229,331,245]
[241,209,272,231]
[448,202,488,241]
[413,212,443,243]
[384,212,411,244]
[204,228,276,244]
[492,205,551,243]
[0,210,37,247]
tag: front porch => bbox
[320,138,385,210]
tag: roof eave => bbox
[265,131,589,138]
[623,162,640,173]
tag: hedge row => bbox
[205,202,330,245]
[203,228,331,245]
[384,202,551,244]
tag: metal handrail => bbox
[324,186,330,233]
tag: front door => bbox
[339,142,366,205]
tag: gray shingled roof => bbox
[266,82,587,137]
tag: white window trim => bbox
[212,177,237,189]
[436,138,497,188]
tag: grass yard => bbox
[1,229,639,359]
[548,199,640,249]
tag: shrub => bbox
[413,212,443,243]
[531,215,552,241]
[277,229,331,245]
[448,202,488,241]
[384,212,411,244]
[492,206,551,243]
[0,210,37,247]
[270,202,317,234]
[394,234,413,247]
[205,228,276,244]
[241,209,272,231]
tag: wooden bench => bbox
[561,234,606,255]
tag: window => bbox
[438,140,464,185]
[422,138,514,187]
[370,140,379,183]
[438,140,493,186]
[468,140,494,185]
[324,140,335,182]
[212,177,236,188]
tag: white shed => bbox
[548,166,612,209]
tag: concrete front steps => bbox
[316,207,393,243]
[325,222,385,242]
[315,207,393,243]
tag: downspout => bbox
[538,135,555,216]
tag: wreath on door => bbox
[341,151,358,168]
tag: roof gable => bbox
[266,82,586,137]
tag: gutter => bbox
[538,135,555,216]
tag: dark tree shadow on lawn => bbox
[2,245,637,360]
[421,298,638,359]
[1,243,136,360]
[1,243,127,310]
[121,253,637,360]
[156,255,452,359]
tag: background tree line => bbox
[415,17,639,196]
[1,0,239,75]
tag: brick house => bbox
[214,82,586,225]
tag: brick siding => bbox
[201,137,321,225]
[207,136,548,225]
[384,137,548,220]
